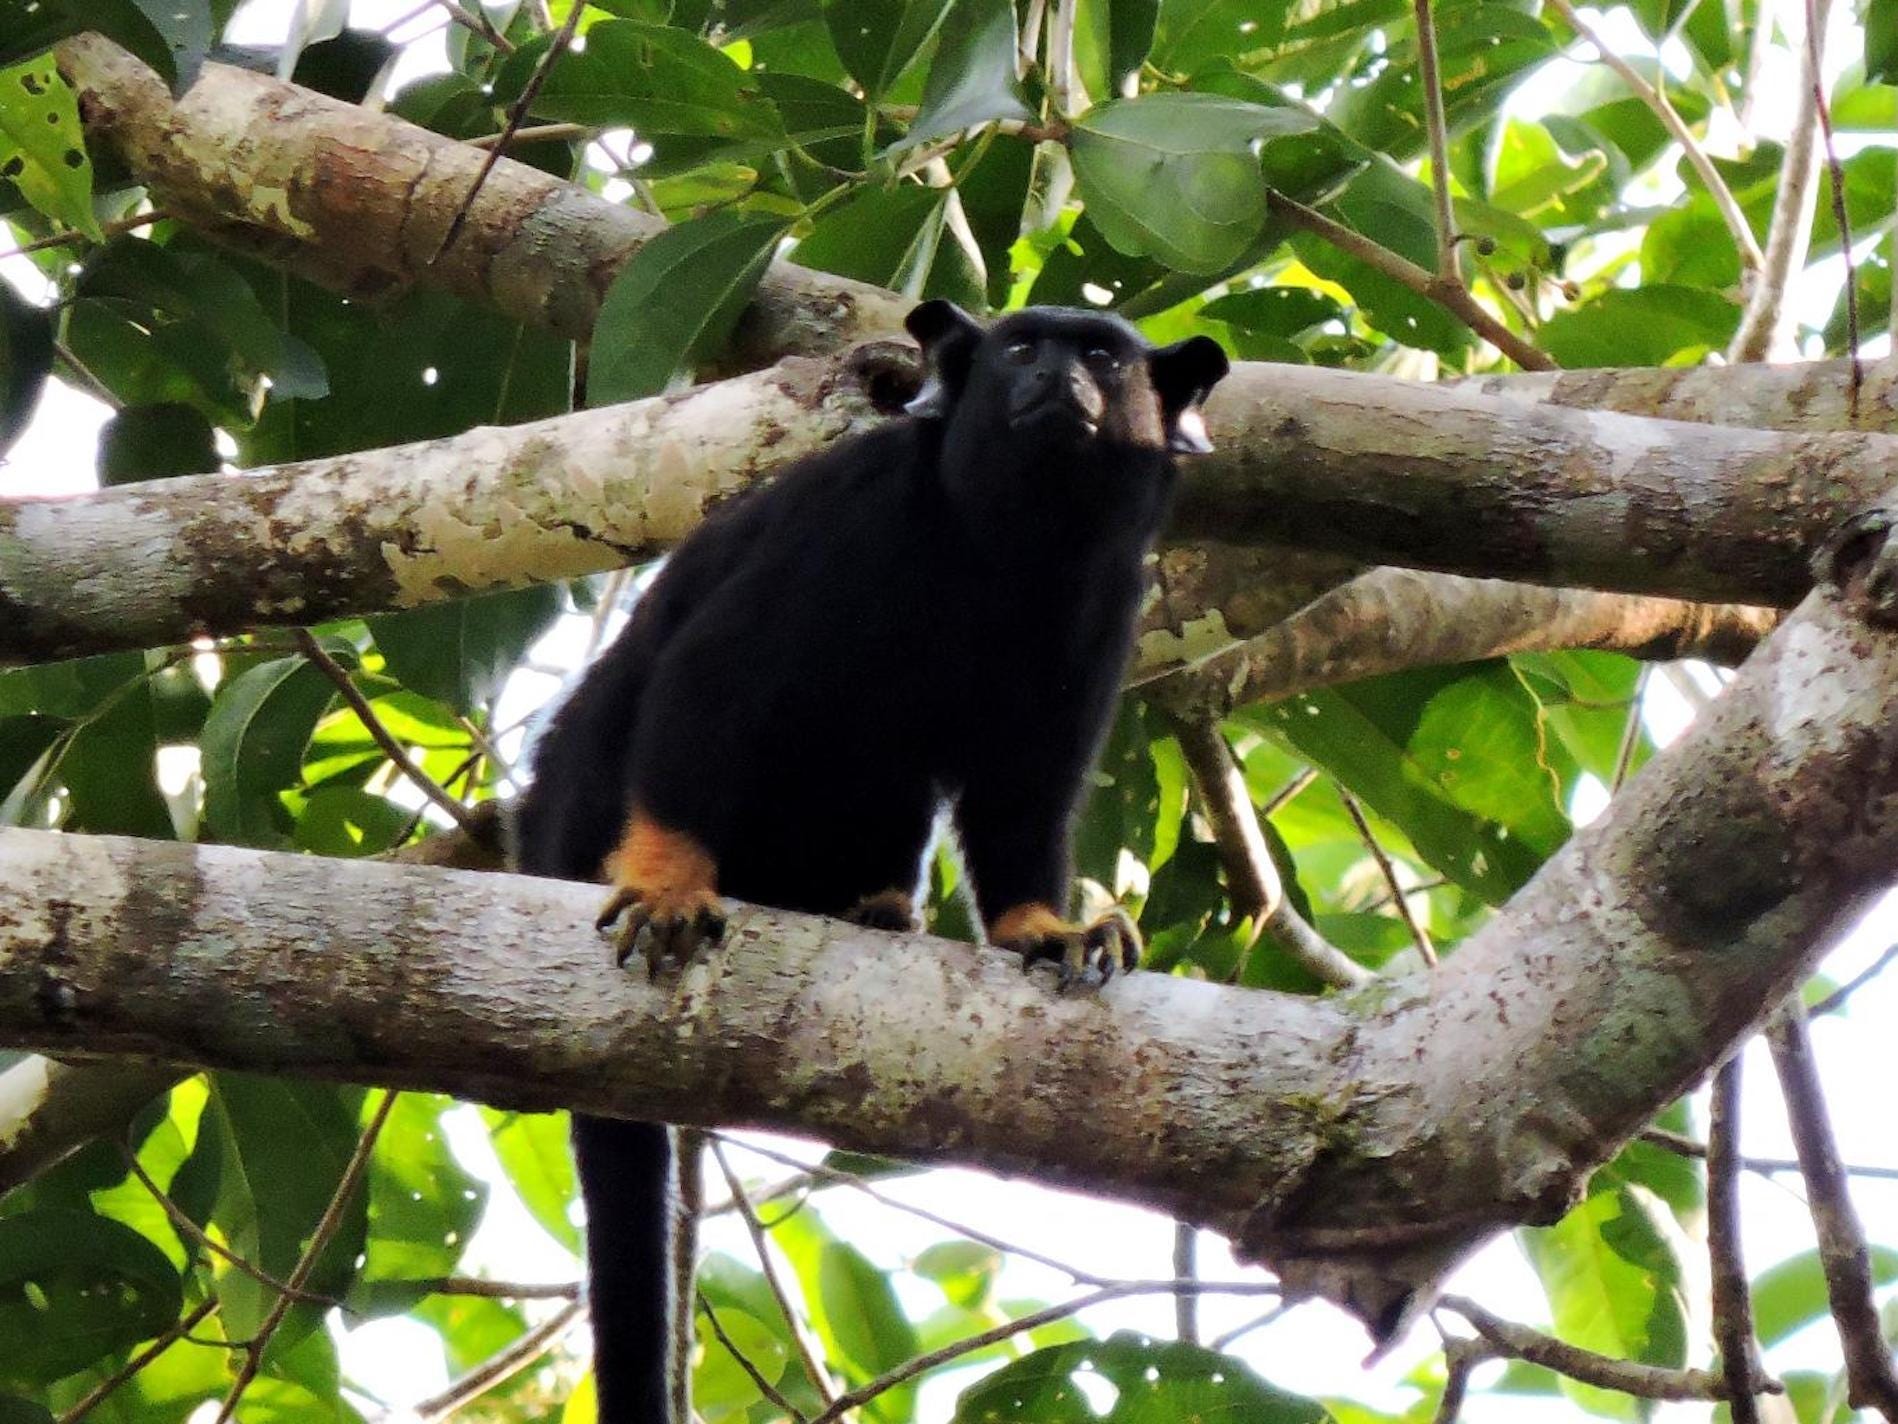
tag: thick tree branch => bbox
[1148,569,1777,718]
[3,560,1895,1332]
[55,34,906,365]
[0,353,1867,666]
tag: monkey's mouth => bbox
[1010,395,1100,440]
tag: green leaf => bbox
[794,183,984,304]
[1152,0,1295,71]
[1870,0,1898,84]
[0,714,62,806]
[1072,92,1314,273]
[199,653,341,848]
[1244,667,1554,903]
[349,1094,488,1317]
[206,1076,368,1350]
[773,1209,920,1419]
[696,1305,789,1418]
[507,20,783,137]
[951,1332,1327,1422]
[1754,1246,1898,1346]
[0,275,51,458]
[590,211,789,405]
[826,0,955,100]
[294,785,412,857]
[97,402,221,486]
[0,1209,182,1388]
[0,57,98,238]
[1519,1186,1688,1420]
[1201,285,1346,338]
[0,0,177,85]
[1540,285,1741,368]
[481,1109,581,1255]
[913,1240,1000,1309]
[59,671,174,839]
[898,0,1031,149]
[369,585,561,716]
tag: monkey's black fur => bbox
[511,302,1227,1423]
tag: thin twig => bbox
[807,1280,1280,1424]
[1610,666,1651,792]
[1811,942,1898,1016]
[1173,1223,1199,1345]
[419,1275,581,1299]
[1708,1056,1763,1424]
[1410,0,1459,284]
[1337,788,1435,966]
[1442,1296,1781,1401]
[51,339,123,410]
[433,1,582,262]
[1804,0,1862,415]
[1766,1001,1898,1418]
[674,1128,707,1424]
[0,207,171,261]
[467,120,592,150]
[431,0,516,53]
[215,1091,400,1424]
[414,1300,584,1422]
[1263,767,1319,818]
[294,630,480,834]
[717,1135,1105,1284]
[1431,1337,1485,1424]
[711,1141,838,1407]
[57,1298,219,1424]
[1729,0,1834,360]
[1545,0,1763,272]
[1174,719,1369,989]
[701,1293,811,1423]
[1209,1300,1291,1350]
[1265,191,1558,370]
[120,1146,333,1304]
[1640,1125,1898,1181]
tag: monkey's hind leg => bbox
[844,887,922,933]
[598,812,727,976]
[989,903,1141,989]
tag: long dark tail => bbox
[573,1114,674,1424]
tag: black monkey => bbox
[511,300,1227,1423]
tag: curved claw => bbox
[596,887,726,978]
[999,908,1143,991]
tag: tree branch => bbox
[4,561,1896,1334]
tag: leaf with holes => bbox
[0,1209,182,1388]
[951,1332,1326,1422]
[0,56,98,238]
[1071,92,1315,273]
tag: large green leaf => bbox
[199,653,341,848]
[0,274,50,459]
[58,671,174,840]
[508,19,784,137]
[793,183,984,304]
[0,56,97,238]
[1072,92,1315,273]
[481,1108,582,1255]
[205,1076,369,1351]
[97,402,221,485]
[1870,0,1898,85]
[1540,285,1741,368]
[1152,0,1296,71]
[1519,1185,1688,1420]
[951,1332,1327,1421]
[898,0,1031,149]
[826,0,956,99]
[0,1209,183,1388]
[0,715,61,808]
[1753,1246,1898,1347]
[349,1094,488,1317]
[773,1208,920,1420]
[590,211,789,404]
[369,585,562,716]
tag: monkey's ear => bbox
[903,299,985,418]
[1148,335,1229,455]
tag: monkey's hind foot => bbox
[598,814,725,977]
[596,886,726,977]
[844,888,920,933]
[990,904,1141,989]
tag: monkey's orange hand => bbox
[989,902,1140,989]
[597,813,726,976]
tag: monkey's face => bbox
[904,301,1229,468]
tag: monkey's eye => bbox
[1083,346,1122,373]
[1003,339,1036,364]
